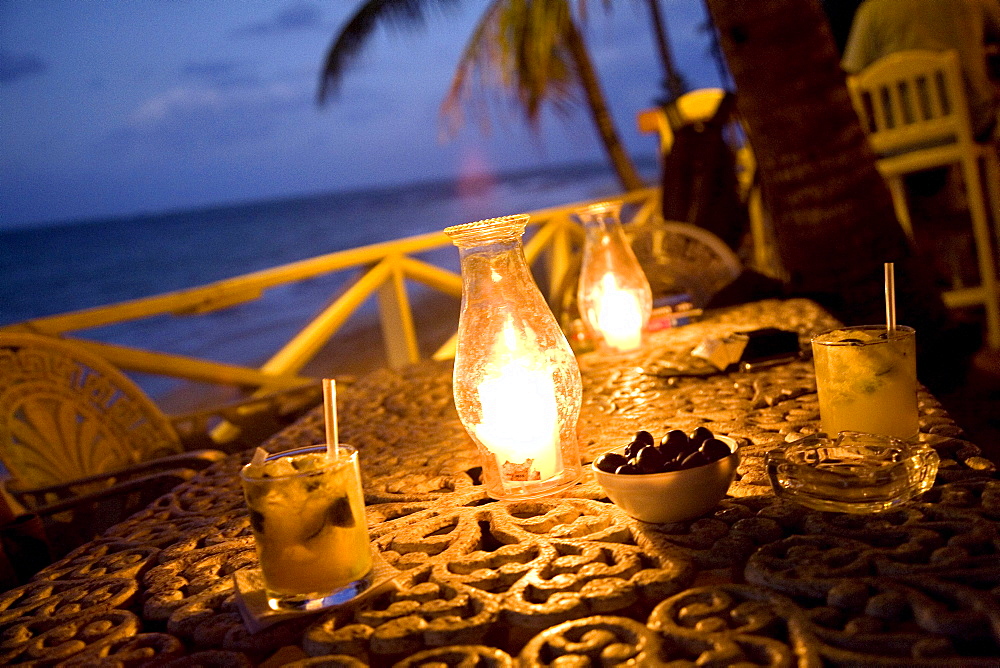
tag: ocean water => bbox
[0,159,656,399]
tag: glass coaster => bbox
[233,552,397,633]
[766,431,939,514]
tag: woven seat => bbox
[626,218,743,309]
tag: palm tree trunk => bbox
[702,0,946,331]
[646,0,685,101]
[564,17,645,192]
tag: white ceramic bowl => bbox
[592,436,740,523]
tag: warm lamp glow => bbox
[590,273,645,352]
[473,342,561,482]
[445,214,583,500]
[576,202,652,353]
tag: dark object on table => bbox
[595,427,732,475]
[737,327,802,364]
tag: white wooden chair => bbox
[637,89,778,279]
[847,49,1000,348]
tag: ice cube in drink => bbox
[241,445,372,601]
[811,325,918,440]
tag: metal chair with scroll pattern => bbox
[0,332,231,559]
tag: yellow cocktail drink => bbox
[811,326,918,440]
[241,445,371,600]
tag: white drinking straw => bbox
[322,378,339,459]
[884,262,896,333]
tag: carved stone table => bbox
[2,299,998,666]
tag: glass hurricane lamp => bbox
[445,214,583,500]
[575,201,653,353]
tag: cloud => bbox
[104,80,311,154]
[235,2,324,36]
[0,48,47,84]
[181,61,261,88]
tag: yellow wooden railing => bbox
[2,188,660,398]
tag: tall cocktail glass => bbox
[240,444,372,609]
[811,325,919,440]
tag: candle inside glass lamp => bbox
[589,273,645,352]
[445,214,583,500]
[472,326,562,482]
[576,202,652,353]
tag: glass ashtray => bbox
[765,431,939,513]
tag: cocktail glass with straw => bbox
[810,262,920,440]
[239,377,373,610]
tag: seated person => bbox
[842,0,1000,142]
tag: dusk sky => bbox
[1,1,724,230]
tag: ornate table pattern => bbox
[1,299,998,666]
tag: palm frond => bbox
[441,0,583,138]
[510,0,576,118]
[318,0,461,104]
[441,1,507,137]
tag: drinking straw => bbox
[322,378,339,459]
[884,262,896,333]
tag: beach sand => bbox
[304,291,462,381]
[154,290,461,418]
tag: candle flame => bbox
[592,273,644,352]
[472,324,561,482]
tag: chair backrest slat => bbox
[847,49,974,155]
